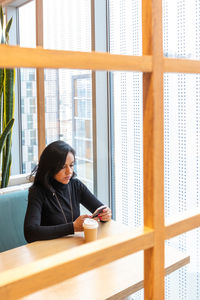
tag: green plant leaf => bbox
[1,69,15,188]
[0,12,15,188]
[3,68,15,127]
[1,130,12,188]
[0,68,4,133]
[5,17,12,44]
[1,34,5,44]
[0,69,4,95]
[0,6,3,30]
[0,118,14,154]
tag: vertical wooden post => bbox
[36,0,46,157]
[143,0,165,298]
[91,0,97,194]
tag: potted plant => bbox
[0,5,15,188]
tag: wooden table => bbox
[0,221,190,300]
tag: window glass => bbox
[43,0,93,190]
[164,72,200,299]
[109,0,200,299]
[163,0,200,60]
[109,0,143,227]
[163,0,200,297]
[165,229,200,299]
[18,1,37,174]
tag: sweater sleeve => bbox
[76,179,104,213]
[24,187,74,243]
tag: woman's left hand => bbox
[97,207,112,222]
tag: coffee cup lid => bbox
[83,218,98,229]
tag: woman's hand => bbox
[73,215,90,232]
[97,207,112,222]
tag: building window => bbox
[18,1,37,174]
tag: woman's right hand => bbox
[73,215,90,232]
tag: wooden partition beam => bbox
[91,0,97,194]
[164,58,200,74]
[36,0,45,156]
[165,211,200,240]
[0,227,154,299]
[0,45,153,71]
[143,0,165,299]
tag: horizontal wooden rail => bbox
[165,210,200,240]
[0,0,12,5]
[0,45,152,72]
[0,0,26,6]
[1,45,200,74]
[0,227,154,299]
[164,57,200,74]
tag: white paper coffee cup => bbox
[83,218,98,242]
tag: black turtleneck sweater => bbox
[24,178,103,243]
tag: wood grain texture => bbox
[0,45,152,71]
[0,221,132,272]
[142,0,165,299]
[0,222,154,299]
[0,220,190,300]
[21,246,189,300]
[165,211,200,240]
[0,0,12,4]
[0,0,28,7]
[164,57,200,73]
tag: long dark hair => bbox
[30,141,76,191]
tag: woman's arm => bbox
[24,187,74,243]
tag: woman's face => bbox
[54,152,75,184]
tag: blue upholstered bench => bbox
[0,188,29,252]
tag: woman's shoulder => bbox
[70,177,85,189]
[70,177,82,186]
[28,184,46,199]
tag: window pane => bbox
[164,73,200,217]
[109,0,142,56]
[18,1,38,174]
[109,0,200,299]
[43,0,93,191]
[163,0,200,60]
[165,229,200,299]
[43,0,91,52]
[163,2,200,296]
[110,71,143,228]
[164,73,200,298]
[109,0,143,227]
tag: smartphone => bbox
[92,205,107,218]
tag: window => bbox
[18,1,37,174]
[109,0,200,299]
[17,0,94,191]
[43,0,93,191]
[109,0,143,226]
[72,75,93,190]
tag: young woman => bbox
[24,140,111,243]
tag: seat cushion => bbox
[0,189,28,252]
